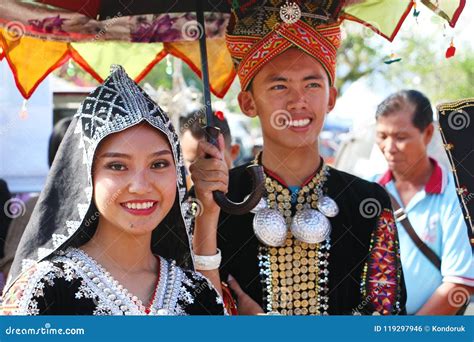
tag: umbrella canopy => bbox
[0,0,233,99]
[0,0,465,100]
[37,0,230,19]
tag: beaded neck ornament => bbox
[251,152,338,247]
[251,152,338,315]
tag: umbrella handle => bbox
[205,126,265,215]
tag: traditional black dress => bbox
[217,160,407,315]
[1,66,224,316]
[2,248,223,315]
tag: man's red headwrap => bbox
[225,1,343,89]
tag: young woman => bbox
[1,66,225,315]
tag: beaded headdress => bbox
[5,66,194,291]
[226,0,343,89]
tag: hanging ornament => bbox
[214,110,225,121]
[66,59,75,77]
[445,39,456,59]
[165,55,173,75]
[437,3,447,37]
[290,208,331,244]
[412,1,420,22]
[384,52,402,65]
[253,208,288,247]
[249,196,268,214]
[317,196,339,217]
[19,99,28,120]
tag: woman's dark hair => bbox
[48,117,73,167]
[375,90,433,131]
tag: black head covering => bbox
[5,65,193,291]
[438,98,474,239]
[0,179,12,259]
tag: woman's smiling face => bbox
[92,123,177,235]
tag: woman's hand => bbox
[189,134,228,214]
[190,133,228,297]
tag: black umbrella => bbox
[37,0,264,215]
[193,1,264,215]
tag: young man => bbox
[374,90,474,315]
[192,0,406,315]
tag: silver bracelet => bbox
[194,249,222,270]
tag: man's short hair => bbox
[375,90,433,131]
[179,110,232,148]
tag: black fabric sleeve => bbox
[180,270,225,315]
[31,271,94,315]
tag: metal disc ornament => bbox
[317,196,339,218]
[253,209,288,247]
[290,209,331,244]
[249,196,268,214]
[280,1,301,24]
